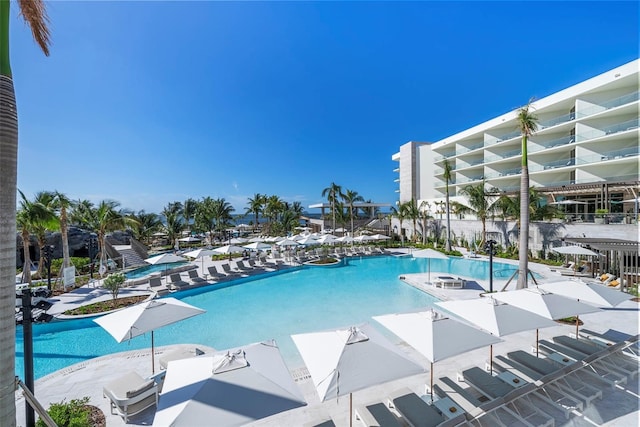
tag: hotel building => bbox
[392,60,639,223]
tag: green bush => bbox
[36,397,91,427]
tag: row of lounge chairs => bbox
[348,333,639,427]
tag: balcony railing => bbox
[577,90,639,118]
[580,146,639,164]
[484,147,522,163]
[457,141,485,154]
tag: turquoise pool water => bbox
[16,255,516,379]
[125,262,188,279]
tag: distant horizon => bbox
[12,1,638,213]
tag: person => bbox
[242,250,249,259]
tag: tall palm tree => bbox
[342,189,364,235]
[245,193,265,230]
[403,198,420,242]
[442,159,453,251]
[16,191,53,285]
[161,201,184,249]
[1,1,51,419]
[211,198,235,236]
[30,191,58,278]
[130,210,163,244]
[418,201,432,245]
[182,198,197,233]
[516,101,538,289]
[390,204,408,246]
[321,182,343,231]
[459,181,498,247]
[52,191,73,270]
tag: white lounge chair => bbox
[103,371,158,423]
[433,276,465,289]
[159,347,205,370]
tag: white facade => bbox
[393,60,639,218]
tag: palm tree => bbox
[459,181,498,247]
[516,101,538,289]
[418,201,432,245]
[321,182,343,231]
[16,191,54,285]
[245,193,265,230]
[390,204,408,246]
[130,210,163,244]
[30,191,58,278]
[52,191,73,270]
[183,198,197,233]
[403,199,420,243]
[442,159,453,251]
[1,2,51,419]
[211,198,235,236]
[342,189,364,235]
[161,202,184,249]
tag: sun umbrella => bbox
[276,238,299,247]
[296,236,320,246]
[213,245,247,254]
[183,249,217,276]
[153,340,306,427]
[412,249,449,283]
[373,309,501,401]
[540,280,632,308]
[178,236,202,243]
[492,287,601,355]
[145,253,187,265]
[336,236,354,244]
[353,235,373,243]
[94,298,205,373]
[316,235,337,245]
[292,324,424,427]
[243,242,272,251]
[369,234,391,241]
[436,297,556,372]
[229,237,248,244]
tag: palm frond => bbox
[18,0,51,56]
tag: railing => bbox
[484,147,522,163]
[578,146,639,164]
[457,141,485,154]
[577,90,639,118]
[484,167,521,179]
[538,111,575,130]
[536,157,575,171]
[530,134,575,153]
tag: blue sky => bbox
[11,1,638,214]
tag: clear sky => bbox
[11,1,638,214]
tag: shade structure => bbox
[292,324,424,426]
[213,245,247,254]
[539,280,631,308]
[242,242,272,251]
[436,297,556,372]
[373,309,501,400]
[296,236,320,246]
[178,236,202,243]
[549,200,588,205]
[353,235,373,243]
[144,253,187,265]
[336,236,354,244]
[276,238,299,247]
[369,234,391,241]
[183,249,217,275]
[412,249,449,283]
[316,235,337,245]
[94,298,205,373]
[153,340,306,427]
[552,246,601,256]
[492,286,601,352]
[229,237,248,244]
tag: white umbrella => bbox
[551,246,600,256]
[412,249,449,283]
[145,253,187,265]
[296,236,320,246]
[178,236,202,243]
[248,236,266,243]
[153,340,306,426]
[276,238,299,247]
[94,298,205,373]
[183,249,217,276]
[369,234,391,241]
[540,280,632,308]
[229,237,248,244]
[436,297,556,372]
[353,235,373,243]
[213,245,247,254]
[292,324,424,426]
[316,235,337,245]
[243,242,272,251]
[336,236,354,244]
[492,287,601,355]
[373,309,501,401]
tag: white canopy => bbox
[178,236,202,243]
[539,280,631,308]
[291,323,424,402]
[242,242,272,251]
[213,245,247,254]
[276,239,299,247]
[182,249,217,259]
[153,341,306,426]
[336,236,354,243]
[94,298,205,373]
[296,236,320,246]
[552,246,601,256]
[369,234,391,240]
[144,253,187,265]
[491,287,601,320]
[412,249,449,259]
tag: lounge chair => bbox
[103,371,158,423]
[234,260,253,273]
[387,388,465,427]
[578,329,640,357]
[159,347,205,370]
[500,350,602,406]
[187,270,208,284]
[538,339,627,387]
[433,276,464,289]
[207,266,226,280]
[168,273,189,291]
[355,402,403,427]
[552,335,638,378]
[220,263,242,277]
[247,259,266,270]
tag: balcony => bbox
[577,90,639,118]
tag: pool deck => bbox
[15,250,640,426]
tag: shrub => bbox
[36,397,91,427]
[103,272,126,307]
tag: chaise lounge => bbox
[103,371,158,423]
[433,276,465,289]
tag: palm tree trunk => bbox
[517,166,530,289]
[60,206,71,269]
[21,230,32,284]
[445,191,452,252]
[0,70,18,424]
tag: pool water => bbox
[16,255,516,379]
[125,262,188,279]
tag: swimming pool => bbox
[16,255,516,379]
[125,262,188,279]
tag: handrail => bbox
[15,376,57,427]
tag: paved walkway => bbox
[15,252,640,426]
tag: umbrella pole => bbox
[430,362,434,402]
[575,316,579,340]
[151,331,155,374]
[349,392,353,427]
[490,345,493,375]
[536,329,539,358]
